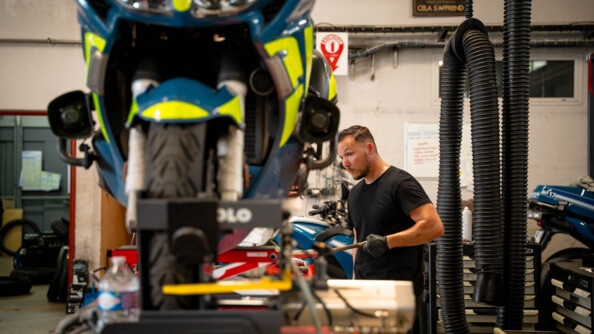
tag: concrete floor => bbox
[0,256,67,334]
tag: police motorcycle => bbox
[527,179,594,330]
[46,0,341,332]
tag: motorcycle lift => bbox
[98,197,416,334]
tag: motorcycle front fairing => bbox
[76,0,318,204]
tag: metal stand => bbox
[586,53,594,177]
[102,309,281,334]
[425,242,438,334]
[101,197,289,334]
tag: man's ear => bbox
[366,142,375,154]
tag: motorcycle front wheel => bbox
[145,122,208,310]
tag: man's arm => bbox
[385,203,444,249]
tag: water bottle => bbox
[462,206,473,242]
[97,256,139,330]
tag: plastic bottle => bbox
[97,256,139,330]
[462,206,473,242]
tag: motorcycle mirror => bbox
[297,95,340,143]
[47,90,94,139]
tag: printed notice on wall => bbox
[19,151,61,191]
[404,123,439,178]
[404,122,473,184]
[20,151,43,190]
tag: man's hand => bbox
[363,234,389,257]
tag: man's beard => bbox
[351,165,369,181]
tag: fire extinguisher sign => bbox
[316,32,349,76]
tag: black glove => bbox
[363,234,389,257]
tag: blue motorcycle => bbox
[287,199,354,279]
[214,199,354,280]
[46,0,340,320]
[527,181,594,330]
[528,183,594,251]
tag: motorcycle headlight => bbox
[192,0,258,18]
[116,0,173,15]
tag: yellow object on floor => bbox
[1,203,23,256]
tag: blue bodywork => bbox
[75,0,317,205]
[277,216,354,279]
[529,184,594,248]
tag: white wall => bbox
[0,1,84,110]
[312,0,594,26]
[0,0,592,267]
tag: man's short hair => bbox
[337,125,376,147]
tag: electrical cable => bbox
[292,290,333,326]
[333,289,377,318]
[290,260,323,334]
[293,300,307,321]
[313,290,333,326]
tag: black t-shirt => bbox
[347,166,432,295]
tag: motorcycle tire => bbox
[0,275,32,297]
[145,123,207,310]
[148,233,195,309]
[51,218,70,246]
[47,245,69,302]
[145,123,206,199]
[0,218,41,257]
[10,267,55,285]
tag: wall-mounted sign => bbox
[413,0,465,17]
[316,32,349,76]
[404,122,472,180]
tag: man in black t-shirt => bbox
[337,125,444,334]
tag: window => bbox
[439,60,575,98]
[529,61,574,98]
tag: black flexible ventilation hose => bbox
[437,37,468,334]
[463,27,504,308]
[465,0,473,18]
[497,0,531,329]
[438,18,503,333]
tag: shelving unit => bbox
[426,243,541,333]
[549,259,594,334]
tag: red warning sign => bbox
[317,32,348,75]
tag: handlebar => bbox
[308,209,324,216]
[307,200,348,227]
